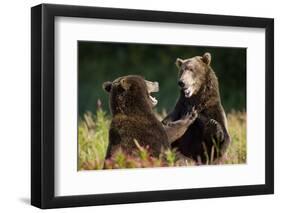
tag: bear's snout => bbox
[178,80,185,88]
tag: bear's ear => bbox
[175,58,184,69]
[202,52,211,65]
[120,78,131,90]
[103,81,112,93]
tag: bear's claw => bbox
[206,119,225,142]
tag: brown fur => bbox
[104,75,169,158]
[163,53,231,163]
[103,75,198,159]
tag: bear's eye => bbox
[182,65,188,70]
[117,84,126,93]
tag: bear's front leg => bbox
[162,100,185,125]
[204,119,225,143]
[162,110,180,125]
[163,108,198,144]
[162,114,173,125]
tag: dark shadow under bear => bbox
[103,75,197,159]
[162,53,231,163]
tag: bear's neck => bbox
[112,97,155,118]
[114,107,154,117]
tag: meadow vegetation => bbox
[78,108,246,170]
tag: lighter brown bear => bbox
[162,53,231,163]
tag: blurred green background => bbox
[78,41,246,116]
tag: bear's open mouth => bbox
[145,80,159,107]
[149,94,158,106]
[183,87,194,98]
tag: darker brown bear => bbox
[162,53,231,163]
[103,75,197,159]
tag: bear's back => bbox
[109,113,169,157]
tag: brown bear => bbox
[103,75,197,159]
[162,53,231,163]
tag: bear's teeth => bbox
[149,95,158,106]
[184,88,193,98]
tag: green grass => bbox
[78,110,109,170]
[78,109,246,170]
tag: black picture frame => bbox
[31,3,274,209]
